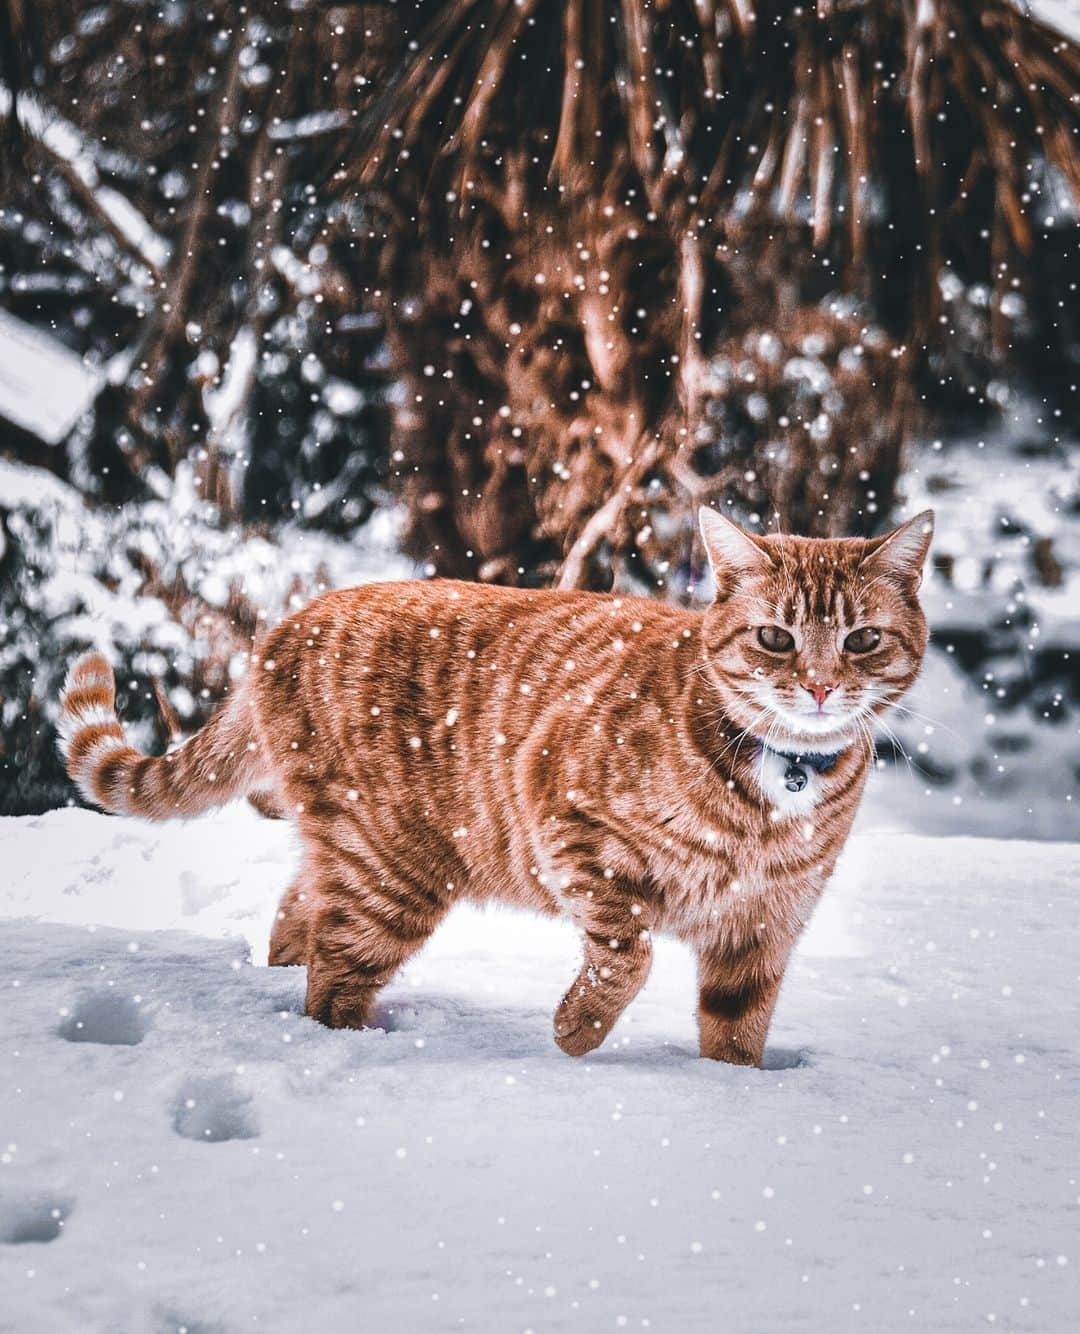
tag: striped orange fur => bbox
[59,507,933,1064]
[58,653,260,818]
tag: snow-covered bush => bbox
[873,400,1080,838]
[0,458,407,813]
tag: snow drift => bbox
[0,807,1076,1333]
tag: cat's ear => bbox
[698,507,774,590]
[861,510,935,590]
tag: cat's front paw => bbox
[553,991,611,1057]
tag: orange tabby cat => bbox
[59,508,933,1065]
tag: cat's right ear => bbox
[699,507,774,593]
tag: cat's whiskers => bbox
[684,658,719,685]
[858,684,957,787]
[859,703,920,788]
[849,710,879,770]
[755,713,788,796]
[709,710,768,768]
[876,693,963,746]
[679,708,768,803]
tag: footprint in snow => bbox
[59,990,150,1046]
[155,1312,228,1334]
[0,1195,73,1245]
[762,1046,810,1071]
[172,1075,259,1143]
[179,869,234,914]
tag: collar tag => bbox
[781,749,844,775]
[757,741,846,792]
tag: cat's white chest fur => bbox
[756,747,826,819]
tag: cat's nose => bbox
[802,682,836,708]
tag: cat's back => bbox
[278,578,685,667]
[329,577,582,637]
[252,577,693,793]
[320,577,644,625]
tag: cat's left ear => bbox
[861,510,935,590]
[699,507,774,592]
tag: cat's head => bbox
[697,507,934,751]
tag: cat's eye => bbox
[844,627,882,654]
[757,625,795,653]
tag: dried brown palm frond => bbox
[360,0,1079,318]
[351,0,1080,587]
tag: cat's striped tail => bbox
[58,651,265,817]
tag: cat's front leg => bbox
[268,878,311,966]
[553,880,654,1057]
[696,946,787,1066]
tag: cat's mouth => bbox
[717,682,865,748]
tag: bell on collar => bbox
[783,763,808,793]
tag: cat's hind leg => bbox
[553,878,654,1057]
[302,852,448,1030]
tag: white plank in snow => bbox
[0,309,104,446]
[1029,0,1080,41]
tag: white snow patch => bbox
[0,309,104,445]
[0,807,1076,1331]
[267,110,348,142]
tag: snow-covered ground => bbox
[1,807,1076,1333]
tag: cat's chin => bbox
[759,709,855,751]
[724,711,854,755]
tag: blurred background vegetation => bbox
[1,0,1078,834]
